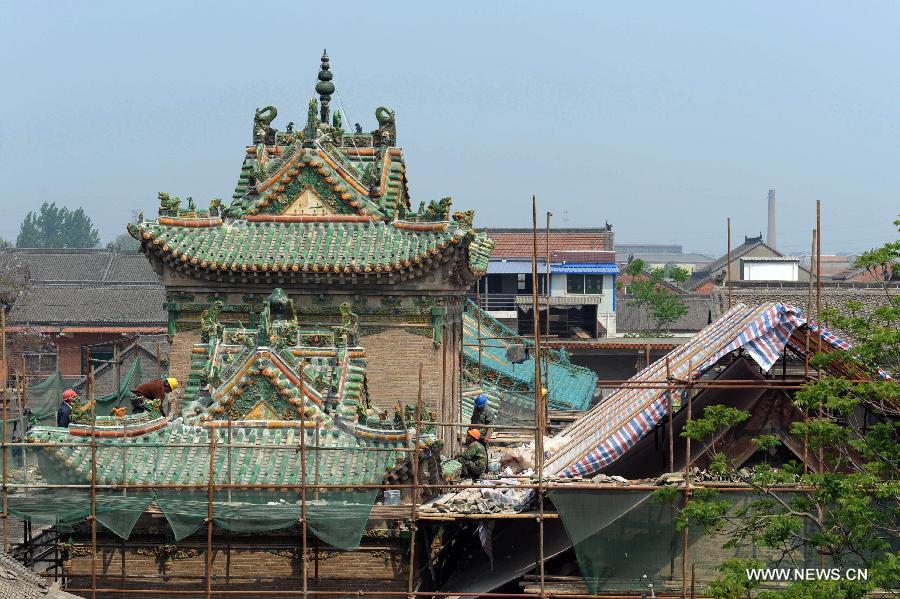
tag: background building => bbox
[4,249,166,381]
[473,227,618,337]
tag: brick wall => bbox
[362,327,449,412]
[714,282,899,340]
[361,325,463,450]
[168,329,200,389]
[64,541,408,598]
[56,332,137,378]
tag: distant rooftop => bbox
[4,249,166,327]
[741,256,800,262]
[486,227,614,259]
[615,243,682,255]
[5,249,160,285]
[614,251,712,265]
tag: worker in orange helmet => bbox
[458,428,487,480]
[57,389,77,428]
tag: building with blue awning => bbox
[472,228,619,338]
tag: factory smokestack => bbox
[767,189,777,250]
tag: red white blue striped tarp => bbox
[546,302,874,479]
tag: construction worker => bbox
[470,393,494,444]
[57,389,76,428]
[458,429,487,480]
[130,377,178,416]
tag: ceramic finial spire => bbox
[315,49,335,124]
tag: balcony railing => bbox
[467,293,518,312]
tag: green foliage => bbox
[624,258,646,277]
[16,202,100,248]
[669,265,691,283]
[753,434,782,452]
[650,263,691,283]
[681,405,751,441]
[624,258,690,335]
[758,579,869,599]
[106,232,140,252]
[707,557,765,599]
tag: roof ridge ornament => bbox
[315,49,335,124]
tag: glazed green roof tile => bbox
[132,219,491,280]
[26,423,402,487]
[462,300,597,410]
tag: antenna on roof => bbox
[316,49,335,124]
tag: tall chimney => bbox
[767,189,777,250]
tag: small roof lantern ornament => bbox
[315,49,336,124]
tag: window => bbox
[517,273,526,291]
[566,275,584,294]
[81,344,114,375]
[23,351,58,373]
[585,275,604,294]
[566,274,603,295]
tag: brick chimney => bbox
[767,189,777,250]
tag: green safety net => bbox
[154,489,379,548]
[306,489,380,550]
[25,371,64,427]
[93,358,143,416]
[9,485,378,549]
[14,441,379,549]
[550,490,824,593]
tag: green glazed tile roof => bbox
[131,219,491,281]
[462,301,597,411]
[26,422,406,487]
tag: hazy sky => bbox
[2,2,898,256]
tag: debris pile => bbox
[420,482,531,515]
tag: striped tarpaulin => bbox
[550,302,873,479]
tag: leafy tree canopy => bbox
[106,232,140,252]
[16,202,100,249]
[623,258,689,335]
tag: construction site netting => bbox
[23,370,64,427]
[8,443,380,550]
[550,489,831,593]
[21,361,144,428]
[91,358,143,416]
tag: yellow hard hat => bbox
[167,377,179,390]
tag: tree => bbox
[658,216,900,598]
[0,250,29,312]
[16,202,100,248]
[624,259,690,335]
[106,232,140,252]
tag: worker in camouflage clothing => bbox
[470,393,493,445]
[458,428,487,480]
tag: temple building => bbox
[129,51,493,429]
[14,54,598,598]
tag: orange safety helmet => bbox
[467,428,481,441]
[62,389,77,401]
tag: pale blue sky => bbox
[1,2,898,256]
